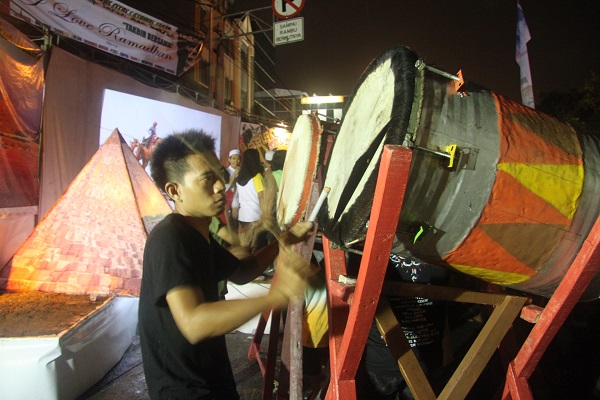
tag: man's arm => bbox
[166,252,307,344]
[166,285,282,344]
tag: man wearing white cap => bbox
[226,149,241,186]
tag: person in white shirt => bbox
[233,149,267,251]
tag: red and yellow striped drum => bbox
[318,45,600,299]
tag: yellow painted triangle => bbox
[498,163,583,220]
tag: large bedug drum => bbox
[318,45,600,300]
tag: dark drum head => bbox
[317,45,418,247]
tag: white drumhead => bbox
[277,114,321,227]
[323,58,394,223]
[318,46,418,246]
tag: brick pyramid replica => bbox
[0,128,172,295]
[0,128,172,400]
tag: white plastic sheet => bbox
[0,296,139,400]
[226,282,272,334]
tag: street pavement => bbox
[77,331,267,400]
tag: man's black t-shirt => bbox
[139,213,240,399]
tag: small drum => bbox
[277,113,323,229]
[318,45,600,299]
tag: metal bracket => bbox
[413,143,458,169]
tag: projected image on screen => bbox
[99,89,222,172]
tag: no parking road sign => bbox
[272,0,305,19]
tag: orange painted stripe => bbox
[495,95,582,166]
[289,114,321,227]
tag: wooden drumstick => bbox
[308,187,330,222]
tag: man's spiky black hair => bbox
[150,129,216,190]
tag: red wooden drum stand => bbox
[503,216,600,400]
[321,145,600,400]
[249,144,600,399]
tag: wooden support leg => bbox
[246,273,280,398]
[323,146,413,400]
[504,362,534,400]
[248,307,271,364]
[503,214,600,399]
[277,296,303,399]
[278,181,321,400]
[438,295,527,400]
[322,237,350,400]
[262,309,281,400]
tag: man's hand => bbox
[269,252,309,308]
[283,221,314,246]
[227,245,251,260]
[277,245,314,277]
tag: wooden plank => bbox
[438,295,527,400]
[504,362,534,400]
[323,236,350,400]
[335,146,412,385]
[248,308,271,362]
[262,309,281,400]
[327,280,355,303]
[382,281,510,306]
[378,282,529,400]
[519,305,544,324]
[323,146,413,400]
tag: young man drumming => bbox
[139,129,312,399]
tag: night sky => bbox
[240,0,600,104]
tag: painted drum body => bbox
[319,45,600,299]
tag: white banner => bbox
[516,1,534,108]
[10,0,203,76]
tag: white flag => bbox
[516,1,535,108]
